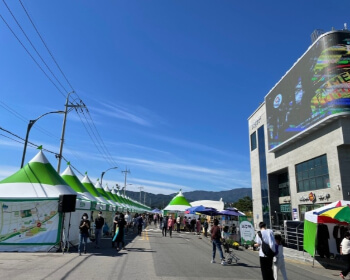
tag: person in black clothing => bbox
[94,211,104,248]
[78,213,90,256]
[203,220,209,237]
[112,212,119,248]
[137,214,143,236]
[190,217,196,233]
[115,213,127,250]
[162,216,168,237]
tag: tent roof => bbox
[164,191,191,211]
[0,151,76,198]
[191,199,224,211]
[81,175,110,205]
[61,166,98,202]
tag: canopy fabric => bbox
[164,190,191,211]
[0,151,77,198]
[61,166,98,204]
[151,208,161,213]
[219,209,245,216]
[303,200,350,258]
[95,181,117,211]
[196,207,220,216]
[81,175,109,211]
[104,186,122,209]
[190,199,224,211]
[185,205,205,214]
[303,220,318,257]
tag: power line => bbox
[74,108,115,166]
[0,14,66,98]
[2,0,69,94]
[0,126,84,176]
[85,108,118,166]
[19,0,75,93]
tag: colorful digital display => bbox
[266,31,350,150]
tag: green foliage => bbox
[232,196,252,213]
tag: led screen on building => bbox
[266,31,350,151]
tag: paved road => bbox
[0,225,344,280]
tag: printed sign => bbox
[239,216,255,245]
[0,199,60,245]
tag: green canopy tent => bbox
[164,190,191,212]
[0,150,84,252]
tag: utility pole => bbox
[57,92,86,173]
[122,167,130,197]
[138,186,144,203]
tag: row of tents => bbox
[0,150,150,252]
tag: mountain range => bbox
[124,188,252,209]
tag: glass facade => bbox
[296,155,329,192]
[278,172,290,197]
[257,125,270,227]
[250,131,257,151]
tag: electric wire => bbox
[84,108,118,166]
[0,126,84,176]
[19,0,75,93]
[74,108,115,166]
[2,0,69,94]
[0,14,66,98]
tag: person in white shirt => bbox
[273,235,288,280]
[254,222,276,280]
[340,232,350,279]
[124,211,131,235]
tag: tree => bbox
[232,196,252,213]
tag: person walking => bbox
[340,232,350,279]
[176,216,181,233]
[78,213,90,256]
[254,221,276,280]
[162,216,168,237]
[191,217,196,233]
[168,215,174,237]
[124,211,131,235]
[210,219,226,265]
[115,213,127,251]
[203,220,209,237]
[196,218,201,235]
[94,211,104,248]
[273,235,288,280]
[137,214,143,236]
[112,212,119,248]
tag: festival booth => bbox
[164,190,191,230]
[104,185,122,211]
[304,200,350,264]
[81,175,115,239]
[61,165,99,245]
[0,150,85,252]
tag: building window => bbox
[278,172,290,197]
[250,131,257,151]
[296,155,329,192]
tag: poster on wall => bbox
[0,199,60,246]
[239,216,255,245]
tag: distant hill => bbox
[125,188,252,209]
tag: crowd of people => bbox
[77,212,350,280]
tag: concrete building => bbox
[248,28,350,229]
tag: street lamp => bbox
[20,110,65,168]
[100,166,118,185]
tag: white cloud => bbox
[0,165,19,180]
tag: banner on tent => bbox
[239,216,255,245]
[0,198,60,245]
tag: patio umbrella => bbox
[318,205,350,223]
[219,209,245,216]
[185,205,206,214]
[196,207,219,216]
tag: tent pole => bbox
[312,225,318,268]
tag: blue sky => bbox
[1,1,349,196]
